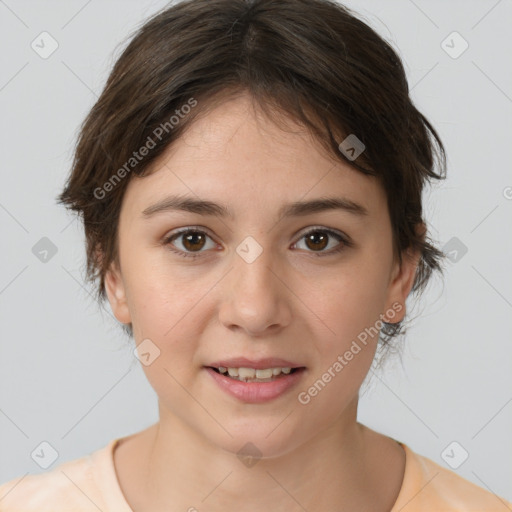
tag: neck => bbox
[125,398,396,511]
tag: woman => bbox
[1,0,510,510]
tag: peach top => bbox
[0,438,510,511]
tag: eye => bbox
[163,228,217,258]
[292,227,350,256]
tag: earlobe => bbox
[104,261,132,324]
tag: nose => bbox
[218,245,292,337]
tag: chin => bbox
[202,417,309,461]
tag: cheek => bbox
[124,252,210,337]
[301,255,392,403]
[296,269,388,424]
[313,258,391,338]
[126,270,211,405]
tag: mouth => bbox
[204,363,307,403]
[206,366,305,383]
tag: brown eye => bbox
[304,231,329,251]
[181,231,207,251]
[164,229,217,258]
[293,228,349,256]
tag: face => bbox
[105,92,419,457]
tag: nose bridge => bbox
[219,234,291,334]
[232,235,278,302]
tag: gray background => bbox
[1,0,511,504]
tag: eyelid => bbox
[294,225,349,242]
[163,226,220,255]
[291,226,352,253]
[165,225,217,239]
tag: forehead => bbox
[121,94,387,220]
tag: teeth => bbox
[216,366,296,381]
[255,369,273,379]
[238,367,255,379]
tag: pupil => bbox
[183,232,205,251]
[307,232,328,251]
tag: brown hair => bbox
[57,0,446,348]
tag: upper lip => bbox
[206,357,305,369]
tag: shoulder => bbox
[0,440,118,512]
[392,443,512,511]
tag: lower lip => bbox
[204,367,306,403]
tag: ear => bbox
[382,225,424,323]
[104,259,132,325]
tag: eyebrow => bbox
[141,194,369,220]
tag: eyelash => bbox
[163,226,352,260]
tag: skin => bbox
[105,92,421,511]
